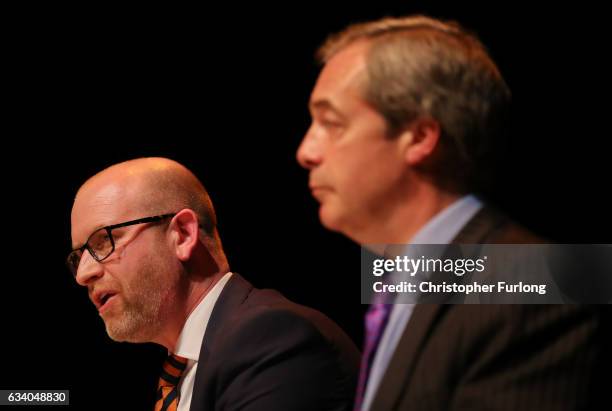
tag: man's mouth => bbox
[310,186,332,200]
[93,290,118,312]
[99,294,118,314]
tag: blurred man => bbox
[68,157,359,411]
[297,15,606,410]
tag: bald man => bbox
[67,158,360,411]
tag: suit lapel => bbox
[370,206,505,410]
[189,273,253,411]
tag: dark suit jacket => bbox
[188,273,360,411]
[369,207,611,410]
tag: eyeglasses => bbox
[66,213,176,277]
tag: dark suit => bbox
[369,207,611,410]
[189,273,360,411]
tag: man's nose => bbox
[75,252,104,286]
[296,126,324,170]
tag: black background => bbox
[2,2,610,410]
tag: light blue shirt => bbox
[361,195,483,411]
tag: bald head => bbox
[74,157,217,239]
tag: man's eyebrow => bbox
[71,223,106,250]
[71,240,84,251]
[309,100,345,119]
[71,232,91,251]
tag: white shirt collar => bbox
[410,194,483,244]
[173,272,233,360]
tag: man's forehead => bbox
[310,42,369,108]
[71,180,138,243]
[74,179,128,212]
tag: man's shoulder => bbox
[235,281,354,345]
[203,275,360,383]
[453,204,546,244]
[212,274,358,353]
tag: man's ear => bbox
[401,117,441,166]
[170,209,200,262]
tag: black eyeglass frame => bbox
[67,213,176,276]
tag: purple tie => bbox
[354,302,392,411]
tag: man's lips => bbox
[98,295,118,314]
[309,184,332,194]
[91,290,119,311]
[309,185,332,201]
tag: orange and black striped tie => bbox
[154,353,188,411]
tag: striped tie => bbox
[154,354,188,411]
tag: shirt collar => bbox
[173,272,233,361]
[410,194,483,244]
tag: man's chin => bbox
[318,204,344,233]
[105,325,147,343]
[103,315,149,343]
[319,204,367,245]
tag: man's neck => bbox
[355,184,463,245]
[183,270,228,320]
[155,269,229,351]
